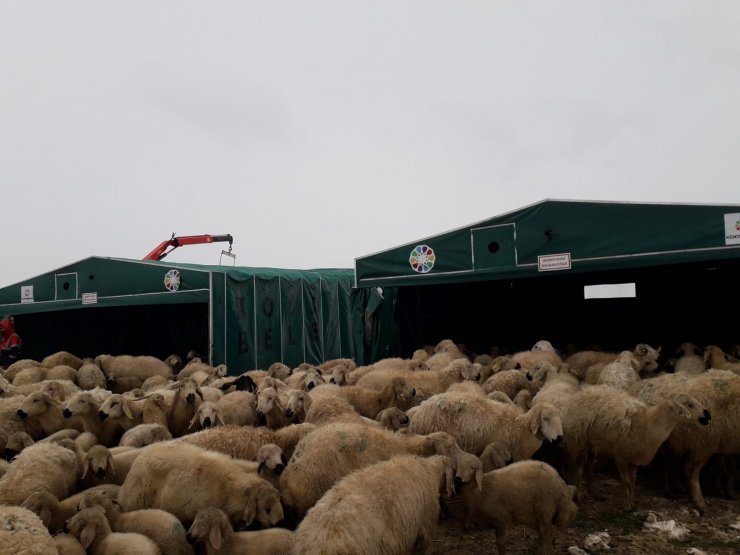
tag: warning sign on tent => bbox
[537,253,572,272]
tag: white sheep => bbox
[179,423,316,462]
[42,351,84,370]
[293,454,455,555]
[53,532,87,555]
[256,386,293,429]
[704,345,740,374]
[79,489,192,555]
[46,365,78,383]
[313,377,416,419]
[95,354,173,393]
[279,422,463,519]
[65,505,160,554]
[566,343,660,380]
[0,505,57,554]
[118,442,284,528]
[408,391,563,458]
[118,423,172,448]
[0,441,79,505]
[16,390,83,437]
[76,363,107,391]
[584,350,641,388]
[560,384,710,509]
[187,507,294,555]
[673,342,707,375]
[283,389,368,426]
[628,369,740,513]
[460,460,578,555]
[21,484,121,534]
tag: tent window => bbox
[487,242,500,253]
[584,283,636,299]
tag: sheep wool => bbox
[294,455,454,555]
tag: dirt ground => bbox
[428,465,740,555]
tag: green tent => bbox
[355,200,740,358]
[0,257,370,372]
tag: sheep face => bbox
[189,401,219,429]
[63,392,98,418]
[257,443,286,476]
[17,392,56,420]
[84,446,114,480]
[256,387,282,418]
[304,369,324,390]
[669,393,711,425]
[284,391,307,419]
[377,407,409,430]
[97,394,132,421]
[187,508,230,550]
[40,380,67,401]
[329,366,347,385]
[393,380,416,403]
[453,450,483,490]
[531,404,564,445]
[267,363,291,380]
[244,485,284,528]
[65,506,107,550]
[174,378,203,405]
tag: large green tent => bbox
[0,257,371,372]
[355,200,740,358]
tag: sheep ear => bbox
[38,506,52,527]
[668,399,691,419]
[529,405,543,435]
[107,452,116,475]
[444,464,456,497]
[243,498,257,527]
[257,461,265,475]
[195,388,204,400]
[80,523,96,549]
[188,412,200,430]
[215,412,227,427]
[475,466,483,491]
[209,524,222,550]
[121,400,133,420]
[81,456,89,480]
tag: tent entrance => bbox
[14,303,208,363]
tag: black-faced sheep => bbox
[294,454,455,555]
[408,391,563,458]
[118,442,284,529]
[460,460,578,555]
[187,507,294,555]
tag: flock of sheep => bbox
[0,338,738,554]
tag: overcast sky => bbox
[1,1,739,288]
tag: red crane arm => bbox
[143,234,234,261]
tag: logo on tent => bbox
[409,245,436,274]
[164,269,181,292]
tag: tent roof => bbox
[354,199,740,287]
[0,256,353,316]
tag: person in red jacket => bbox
[0,317,21,369]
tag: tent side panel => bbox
[280,279,304,367]
[255,277,282,369]
[321,282,341,361]
[224,276,256,373]
[302,280,322,365]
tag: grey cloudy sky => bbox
[2,1,739,287]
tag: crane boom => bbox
[143,234,234,261]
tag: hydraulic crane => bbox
[143,233,234,261]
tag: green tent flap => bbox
[0,257,365,371]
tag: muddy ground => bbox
[428,463,740,555]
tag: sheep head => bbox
[284,390,310,420]
[97,394,132,421]
[17,391,59,419]
[256,387,283,419]
[523,402,563,445]
[83,445,115,479]
[66,506,108,550]
[667,393,711,425]
[188,508,230,551]
[21,491,57,528]
[189,401,219,429]
[243,482,284,528]
[257,443,286,476]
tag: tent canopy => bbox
[356,200,740,360]
[0,257,366,371]
[355,199,740,287]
